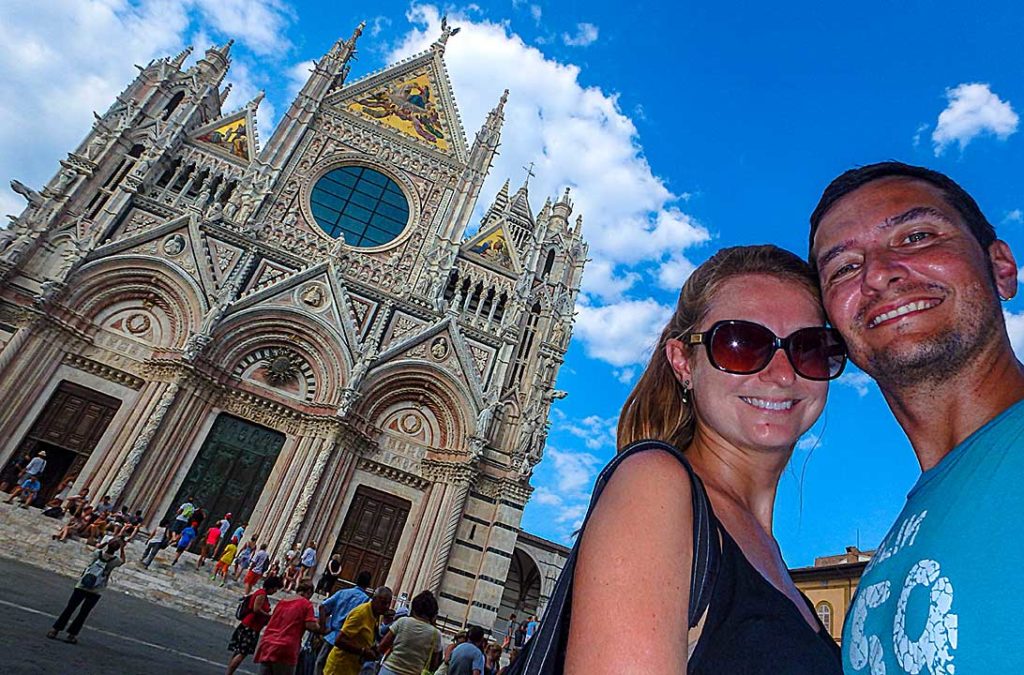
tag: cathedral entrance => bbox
[497,547,542,634]
[165,413,285,531]
[1,381,120,505]
[331,485,410,590]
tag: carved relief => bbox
[162,234,186,256]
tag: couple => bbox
[524,162,1024,674]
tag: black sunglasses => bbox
[684,320,848,381]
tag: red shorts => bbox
[244,570,262,587]
[215,562,230,576]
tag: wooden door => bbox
[1,381,121,503]
[332,486,410,589]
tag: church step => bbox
[0,502,278,625]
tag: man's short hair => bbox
[467,625,486,645]
[373,586,393,600]
[296,581,314,595]
[809,161,996,261]
[263,575,284,592]
[355,570,372,588]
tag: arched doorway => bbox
[498,547,542,639]
[164,413,285,532]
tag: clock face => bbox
[309,165,410,247]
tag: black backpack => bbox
[235,593,253,621]
[506,439,721,674]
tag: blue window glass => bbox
[309,166,410,247]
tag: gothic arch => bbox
[66,255,206,349]
[357,362,472,452]
[206,307,351,405]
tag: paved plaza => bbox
[0,557,255,675]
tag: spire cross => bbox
[522,161,536,187]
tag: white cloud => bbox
[838,371,873,397]
[547,446,602,494]
[0,0,293,220]
[573,297,672,367]
[1005,209,1023,224]
[562,22,599,47]
[369,16,392,38]
[796,432,821,451]
[912,122,929,147]
[530,5,543,24]
[1004,310,1024,359]
[932,83,1019,156]
[612,367,635,385]
[286,59,315,98]
[560,414,617,450]
[531,445,602,536]
[387,6,708,312]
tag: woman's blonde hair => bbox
[616,245,820,451]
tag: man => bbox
[324,585,393,675]
[46,537,125,643]
[22,450,46,480]
[524,615,539,643]
[254,580,321,674]
[316,570,373,674]
[502,613,517,651]
[448,625,487,675]
[809,161,1024,672]
[6,472,41,507]
[170,496,196,543]
[299,540,318,583]
[94,494,113,515]
[244,543,271,594]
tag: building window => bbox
[310,166,409,247]
[816,601,833,634]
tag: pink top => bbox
[254,596,315,665]
[205,526,221,545]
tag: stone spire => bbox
[170,45,193,70]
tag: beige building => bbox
[792,546,873,643]
[0,22,586,634]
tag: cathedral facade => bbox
[0,22,585,633]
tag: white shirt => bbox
[24,456,45,475]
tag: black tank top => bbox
[690,506,841,674]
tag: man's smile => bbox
[866,298,943,329]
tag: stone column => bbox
[107,380,180,501]
[280,430,338,549]
[424,461,476,592]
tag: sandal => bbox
[63,635,78,644]
[46,629,58,640]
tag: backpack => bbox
[505,439,721,675]
[236,593,254,621]
[80,553,111,590]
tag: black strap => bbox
[508,439,721,674]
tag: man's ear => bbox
[665,338,693,384]
[989,239,1018,301]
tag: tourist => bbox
[501,614,516,652]
[94,494,113,515]
[283,551,301,592]
[808,162,1024,671]
[498,648,520,675]
[0,452,30,493]
[21,450,47,481]
[141,521,172,567]
[197,522,223,569]
[377,590,443,675]
[254,580,321,673]
[435,631,467,675]
[65,486,90,517]
[323,586,393,675]
[244,543,271,594]
[191,503,208,533]
[234,540,254,581]
[316,570,373,673]
[555,246,845,673]
[54,504,95,541]
[171,521,198,565]
[214,536,239,585]
[524,616,538,643]
[513,622,525,650]
[46,538,125,644]
[226,575,283,675]
[6,472,41,507]
[317,553,342,595]
[231,520,246,545]
[215,512,232,554]
[118,509,144,540]
[46,477,75,510]
[170,495,196,543]
[299,540,318,583]
[447,625,487,675]
[483,642,502,675]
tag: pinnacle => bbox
[170,45,193,69]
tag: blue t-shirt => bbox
[20,477,40,492]
[843,399,1024,673]
[321,586,370,645]
[177,526,196,549]
[448,642,485,675]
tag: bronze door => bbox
[332,485,410,589]
[165,414,285,531]
[1,381,121,504]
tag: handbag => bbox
[505,439,721,674]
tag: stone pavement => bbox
[0,556,258,674]
[0,502,250,625]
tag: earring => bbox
[681,380,691,404]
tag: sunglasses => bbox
[684,320,847,381]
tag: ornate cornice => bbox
[62,352,145,390]
[421,458,477,485]
[357,457,430,490]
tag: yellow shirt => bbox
[218,543,238,565]
[324,601,377,675]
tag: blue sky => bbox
[3,1,1024,566]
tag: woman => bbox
[483,642,502,675]
[565,246,846,673]
[226,575,283,675]
[377,589,443,675]
[47,537,125,643]
[318,553,342,595]
[54,504,95,541]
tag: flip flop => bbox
[46,629,58,640]
[63,635,78,644]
